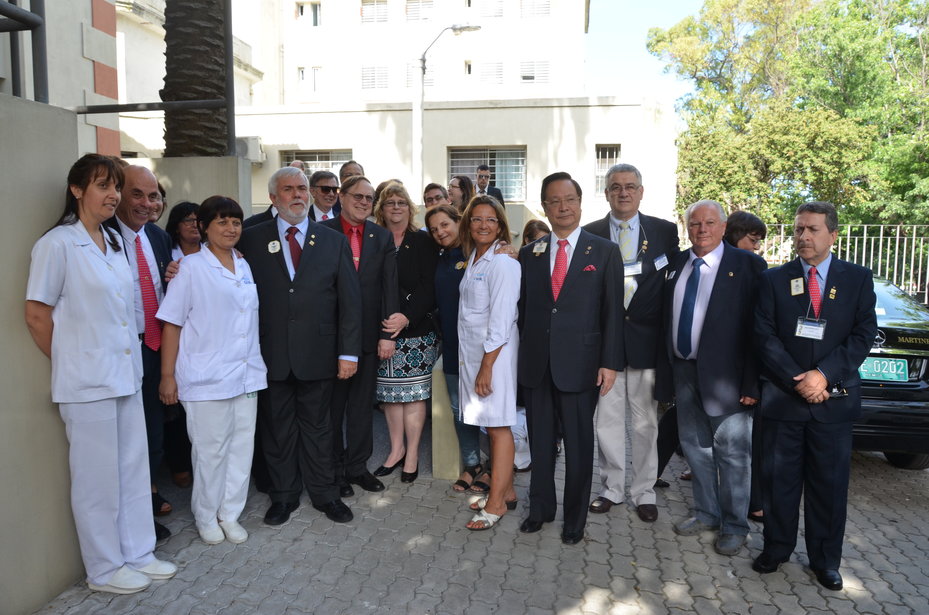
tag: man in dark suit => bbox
[584,163,679,522]
[243,205,274,229]
[109,165,174,541]
[517,171,624,545]
[752,201,876,590]
[475,164,505,207]
[320,175,398,497]
[309,170,342,221]
[237,166,363,526]
[659,199,766,556]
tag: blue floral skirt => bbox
[376,331,438,403]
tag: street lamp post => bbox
[411,24,480,202]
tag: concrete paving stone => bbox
[743,602,782,615]
[347,589,384,613]
[844,589,891,615]
[438,582,474,612]
[397,553,432,580]
[255,590,298,615]
[147,577,194,605]
[685,572,719,600]
[446,560,482,588]
[583,540,611,565]
[310,596,353,615]
[716,586,752,613]
[407,592,443,614]
[578,586,613,613]
[498,563,533,591]
[658,558,687,583]
[527,607,559,615]
[408,535,442,557]
[553,572,587,599]
[416,568,452,597]
[525,583,559,609]
[365,527,402,551]
[661,580,694,610]
[632,566,664,594]
[429,546,465,571]
[158,594,201,615]
[607,553,637,579]
[553,594,584,614]
[310,556,352,586]
[381,575,419,606]
[769,589,803,613]
[290,582,329,612]
[581,561,613,589]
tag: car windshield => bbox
[874,279,929,322]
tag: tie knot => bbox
[286,226,298,239]
[619,221,630,231]
[692,257,705,269]
[351,226,360,235]
[557,239,568,248]
[809,266,817,277]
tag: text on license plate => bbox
[858,357,908,382]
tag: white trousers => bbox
[183,394,257,530]
[594,367,658,505]
[513,406,532,470]
[59,392,155,586]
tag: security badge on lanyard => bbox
[791,277,826,340]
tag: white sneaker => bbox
[219,519,248,544]
[133,558,178,580]
[88,565,151,594]
[198,523,225,545]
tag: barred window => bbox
[361,66,389,89]
[280,150,353,175]
[520,0,550,17]
[519,60,550,84]
[448,147,527,203]
[361,0,388,23]
[595,145,622,193]
[406,0,434,21]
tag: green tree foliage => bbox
[649,0,929,224]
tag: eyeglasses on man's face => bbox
[346,192,374,204]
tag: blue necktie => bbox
[677,257,704,358]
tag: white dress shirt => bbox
[548,227,583,274]
[276,215,310,280]
[672,241,725,360]
[115,218,164,335]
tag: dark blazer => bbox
[321,218,399,353]
[480,186,505,207]
[393,230,439,338]
[754,257,877,423]
[309,201,342,221]
[584,213,680,369]
[105,219,172,284]
[657,243,767,415]
[238,219,362,381]
[243,207,274,229]
[517,230,624,392]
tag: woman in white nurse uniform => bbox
[157,195,267,545]
[25,154,177,594]
[457,196,521,531]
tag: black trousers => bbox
[141,343,164,481]
[761,417,853,570]
[330,352,378,478]
[262,374,338,506]
[524,367,598,535]
[656,404,680,478]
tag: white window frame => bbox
[361,0,388,23]
[448,147,527,203]
[406,0,434,21]
[595,145,622,194]
[520,0,550,18]
[519,60,550,84]
[280,150,353,174]
[361,65,389,89]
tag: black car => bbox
[854,278,929,469]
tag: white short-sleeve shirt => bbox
[26,223,143,403]
[156,247,267,401]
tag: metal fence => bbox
[760,225,929,303]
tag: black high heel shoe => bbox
[400,465,419,483]
[373,456,405,477]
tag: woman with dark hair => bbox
[521,219,551,246]
[426,204,484,491]
[448,175,474,212]
[724,210,767,252]
[165,201,202,260]
[25,154,177,594]
[373,181,439,484]
[157,196,267,545]
[457,195,521,530]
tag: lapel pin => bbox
[829,287,837,299]
[533,241,548,255]
[728,271,734,277]
[369,233,374,238]
[455,261,466,270]
[268,240,281,254]
[308,240,315,246]
[311,234,316,239]
[642,240,648,251]
[584,245,592,255]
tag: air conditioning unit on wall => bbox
[235,136,265,165]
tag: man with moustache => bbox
[237,166,362,525]
[752,201,876,590]
[517,171,624,544]
[107,165,174,541]
[321,175,398,497]
[475,164,505,207]
[309,170,341,221]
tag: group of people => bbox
[26,155,875,596]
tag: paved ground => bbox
[34,412,929,615]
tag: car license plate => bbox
[859,357,909,382]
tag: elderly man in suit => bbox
[475,164,505,207]
[517,171,624,545]
[309,170,342,221]
[752,201,876,590]
[108,165,174,542]
[238,166,363,526]
[584,163,679,522]
[321,175,398,497]
[659,199,766,556]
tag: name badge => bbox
[795,317,826,340]
[790,278,804,296]
[654,254,669,271]
[624,261,643,277]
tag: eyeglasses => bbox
[543,196,580,208]
[383,200,409,209]
[314,185,339,194]
[346,192,374,204]
[180,217,198,227]
[424,195,446,204]
[477,174,490,180]
[608,183,641,194]
[470,217,499,225]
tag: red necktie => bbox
[551,239,568,301]
[322,213,329,220]
[350,226,362,271]
[135,235,161,351]
[286,226,302,271]
[809,265,822,318]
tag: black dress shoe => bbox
[752,553,786,574]
[154,521,171,542]
[347,472,386,492]
[812,568,843,590]
[519,517,551,533]
[654,478,670,489]
[339,478,355,498]
[264,501,299,526]
[313,499,354,523]
[400,467,419,483]
[561,530,584,545]
[373,456,405,477]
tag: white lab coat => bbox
[457,242,520,427]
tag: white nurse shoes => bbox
[198,523,225,545]
[88,565,151,594]
[134,558,178,580]
[219,519,248,544]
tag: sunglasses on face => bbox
[314,185,339,194]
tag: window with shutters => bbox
[595,145,622,193]
[406,62,435,88]
[479,0,503,18]
[361,0,388,23]
[448,147,527,203]
[280,150,353,173]
[406,0,434,21]
[361,66,389,89]
[479,62,503,85]
[520,0,550,17]
[519,61,549,84]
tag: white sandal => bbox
[467,509,501,531]
[469,497,518,511]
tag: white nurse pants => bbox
[183,394,257,530]
[59,392,156,586]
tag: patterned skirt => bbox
[376,331,439,403]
